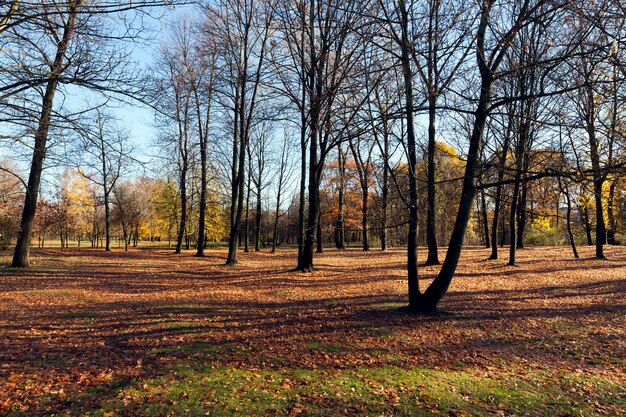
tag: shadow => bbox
[1,246,626,415]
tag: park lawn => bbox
[0,246,624,416]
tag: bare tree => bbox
[209,0,276,265]
[297,0,366,271]
[154,25,195,254]
[75,109,134,252]
[5,0,184,267]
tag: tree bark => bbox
[255,180,262,252]
[489,120,512,259]
[381,125,389,251]
[481,188,490,248]
[175,166,187,254]
[335,145,346,250]
[425,95,439,265]
[12,2,80,267]
[244,150,252,253]
[415,0,496,313]
[581,205,593,246]
[299,0,321,272]
[606,180,616,245]
[560,179,579,259]
[516,180,527,249]
[398,0,421,308]
[508,172,521,266]
[361,184,369,251]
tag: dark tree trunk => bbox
[582,206,593,246]
[300,152,320,271]
[593,177,606,258]
[607,180,616,245]
[425,95,439,265]
[419,75,492,312]
[271,198,280,254]
[561,180,579,259]
[335,146,345,250]
[381,128,389,251]
[398,0,420,307]
[361,185,369,251]
[508,173,521,266]
[490,183,503,259]
[489,118,512,260]
[299,5,321,272]
[195,138,208,257]
[297,136,307,265]
[271,147,287,254]
[175,168,187,254]
[12,3,79,267]
[226,94,248,265]
[297,112,307,264]
[244,153,251,253]
[255,183,262,252]
[316,216,323,254]
[415,2,495,312]
[515,183,527,249]
[296,13,307,268]
[102,154,111,252]
[516,179,527,249]
[481,188,490,248]
[585,85,606,259]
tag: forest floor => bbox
[0,245,625,416]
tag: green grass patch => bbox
[83,363,626,417]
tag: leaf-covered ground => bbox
[0,245,625,416]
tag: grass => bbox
[87,362,626,417]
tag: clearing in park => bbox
[0,246,624,416]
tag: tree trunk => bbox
[419,77,492,312]
[381,129,389,251]
[195,139,208,256]
[244,157,251,253]
[297,104,307,266]
[416,2,495,311]
[316,216,323,254]
[11,2,79,267]
[607,180,616,245]
[516,179,527,249]
[489,183,503,259]
[425,95,439,265]
[175,168,187,254]
[398,0,421,308]
[508,172,521,266]
[361,185,369,251]
[271,197,281,254]
[226,113,248,265]
[299,7,321,271]
[560,180,579,259]
[582,206,593,245]
[300,152,319,271]
[255,184,262,252]
[481,188,490,248]
[593,177,606,258]
[586,86,606,259]
[335,146,345,250]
